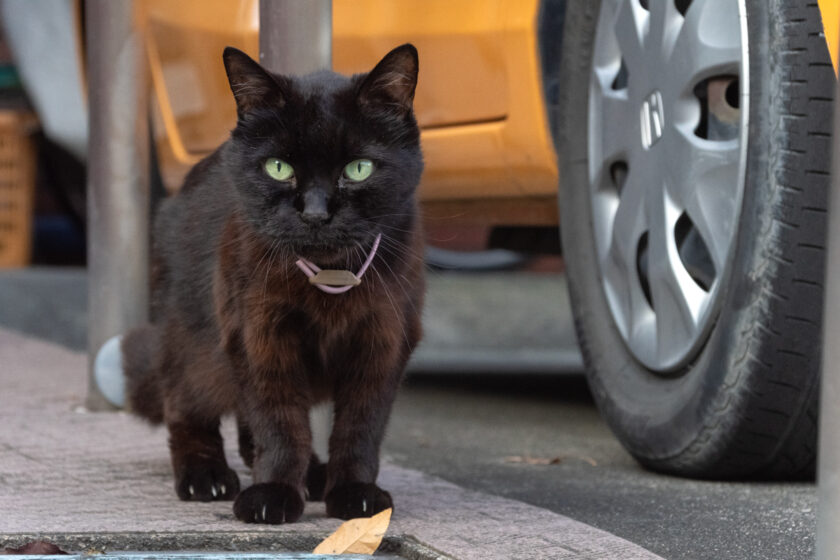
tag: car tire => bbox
[556,0,833,478]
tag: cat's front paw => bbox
[233,482,305,524]
[175,464,240,502]
[306,455,327,502]
[325,482,393,520]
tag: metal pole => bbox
[259,0,333,458]
[85,0,149,410]
[259,0,332,74]
[817,35,840,560]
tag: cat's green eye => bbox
[264,158,294,181]
[343,159,374,182]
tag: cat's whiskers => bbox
[358,219,415,236]
[282,245,293,302]
[365,205,470,224]
[373,238,416,273]
[350,243,370,286]
[362,212,416,220]
[351,244,364,279]
[376,233,444,282]
[372,244,421,319]
[370,264,409,347]
[260,239,284,305]
[247,237,278,284]
[341,242,374,299]
[354,244,378,369]
[377,234,425,264]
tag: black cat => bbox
[121,44,424,524]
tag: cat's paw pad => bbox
[175,464,240,502]
[233,482,305,524]
[306,458,327,502]
[325,482,393,520]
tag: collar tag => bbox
[295,233,382,295]
[308,270,361,287]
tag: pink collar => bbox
[295,233,382,294]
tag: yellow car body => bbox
[140,0,840,229]
[140,0,559,226]
[820,0,840,70]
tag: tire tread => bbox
[666,0,830,479]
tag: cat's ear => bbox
[357,43,418,116]
[223,46,286,117]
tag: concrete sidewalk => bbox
[0,328,661,560]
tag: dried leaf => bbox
[4,541,68,555]
[313,507,392,555]
[503,455,598,466]
[504,455,563,465]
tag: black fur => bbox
[121,44,424,524]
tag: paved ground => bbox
[0,267,818,559]
[1,328,661,560]
[385,376,817,560]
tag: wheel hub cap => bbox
[587,0,748,372]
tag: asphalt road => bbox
[383,375,816,560]
[0,267,817,559]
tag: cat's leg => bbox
[324,305,422,519]
[324,388,397,519]
[324,336,414,519]
[230,321,314,524]
[237,417,323,497]
[237,417,318,488]
[232,389,312,523]
[167,415,240,502]
[238,407,324,501]
[164,340,240,502]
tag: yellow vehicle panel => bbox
[140,0,558,211]
[819,0,839,73]
[334,1,509,127]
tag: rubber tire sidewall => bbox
[558,0,827,477]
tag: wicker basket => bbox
[0,110,36,267]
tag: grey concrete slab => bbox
[0,328,662,560]
[415,271,582,373]
[0,267,582,374]
[0,267,87,350]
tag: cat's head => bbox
[221,44,423,261]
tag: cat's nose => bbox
[301,189,330,224]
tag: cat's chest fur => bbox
[214,213,420,394]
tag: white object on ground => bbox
[93,334,125,408]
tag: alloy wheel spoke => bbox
[666,128,740,272]
[606,170,647,273]
[603,240,656,343]
[601,169,651,340]
[669,0,741,88]
[646,0,682,60]
[646,191,703,363]
[613,0,649,73]
[590,75,635,168]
